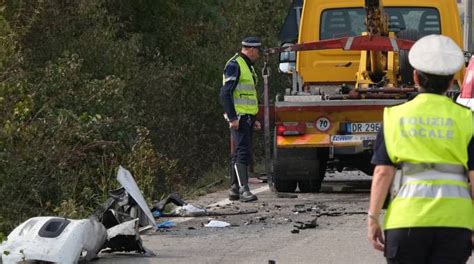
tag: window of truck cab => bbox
[319,7,441,40]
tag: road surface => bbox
[96,170,474,264]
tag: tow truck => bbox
[262,0,466,192]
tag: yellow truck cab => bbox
[273,0,464,192]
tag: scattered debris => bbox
[95,166,155,254]
[152,193,186,213]
[317,211,367,217]
[304,218,318,229]
[152,210,161,218]
[292,218,318,232]
[152,192,259,218]
[174,204,207,217]
[0,217,106,263]
[108,219,139,239]
[204,220,231,228]
[116,166,156,227]
[158,206,258,218]
[156,220,176,229]
[206,209,258,217]
[103,219,148,254]
[0,166,155,263]
[294,204,306,213]
[294,222,306,230]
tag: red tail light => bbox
[276,122,306,136]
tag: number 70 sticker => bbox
[316,117,331,132]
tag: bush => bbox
[0,0,291,234]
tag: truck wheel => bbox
[298,180,320,193]
[274,177,298,193]
[273,132,300,193]
[298,151,328,193]
[398,29,420,86]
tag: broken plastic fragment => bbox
[107,219,138,240]
[117,166,156,227]
[156,220,176,229]
[0,217,106,263]
[204,220,230,228]
[175,204,207,217]
[152,210,161,218]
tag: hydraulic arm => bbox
[357,0,396,88]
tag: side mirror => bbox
[279,43,296,74]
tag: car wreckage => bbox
[0,166,156,263]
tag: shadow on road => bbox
[314,179,372,194]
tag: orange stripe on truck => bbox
[277,134,331,148]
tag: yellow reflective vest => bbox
[383,93,474,230]
[222,54,258,116]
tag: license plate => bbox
[345,122,381,133]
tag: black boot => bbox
[235,163,257,202]
[229,163,239,201]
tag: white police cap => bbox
[408,34,464,75]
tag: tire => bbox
[298,179,321,193]
[298,149,328,193]
[398,29,420,86]
[274,177,298,193]
[272,131,300,193]
[273,128,328,193]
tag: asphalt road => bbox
[96,171,474,264]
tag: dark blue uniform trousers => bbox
[230,114,255,166]
[385,227,472,264]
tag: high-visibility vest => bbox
[222,54,258,116]
[383,93,474,230]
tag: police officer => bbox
[220,37,262,202]
[368,34,474,263]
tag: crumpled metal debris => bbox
[1,166,155,263]
[95,166,155,254]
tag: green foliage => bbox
[0,0,291,234]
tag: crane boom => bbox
[357,0,397,88]
[365,0,389,37]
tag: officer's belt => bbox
[401,162,465,176]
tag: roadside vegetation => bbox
[0,0,290,234]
